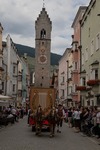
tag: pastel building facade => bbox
[71,6,87,106]
[80,0,100,106]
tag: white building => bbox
[3,35,18,106]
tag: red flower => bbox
[87,80,100,86]
[76,86,86,91]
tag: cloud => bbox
[1,0,90,55]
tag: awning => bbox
[0,94,12,100]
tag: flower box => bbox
[87,80,100,86]
[76,86,86,91]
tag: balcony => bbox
[87,79,100,86]
[76,86,86,91]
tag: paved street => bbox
[0,116,100,150]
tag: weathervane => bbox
[43,0,45,8]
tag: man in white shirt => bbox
[73,108,81,132]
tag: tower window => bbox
[40,29,46,38]
[40,83,42,87]
[42,42,44,45]
[95,69,98,79]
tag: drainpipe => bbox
[66,60,69,107]
[79,20,82,73]
[16,60,19,107]
[79,19,82,106]
[2,61,7,95]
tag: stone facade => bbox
[35,8,52,88]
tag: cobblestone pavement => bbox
[0,116,100,150]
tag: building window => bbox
[75,43,78,50]
[96,33,100,50]
[42,42,44,45]
[40,29,46,38]
[62,76,64,82]
[82,53,84,65]
[81,77,86,86]
[73,84,77,92]
[13,84,15,92]
[95,69,98,79]
[18,90,22,97]
[62,90,64,97]
[2,82,4,90]
[13,66,16,74]
[68,86,72,95]
[85,48,88,61]
[91,40,94,55]
[75,62,78,70]
[18,75,22,81]
[88,27,90,37]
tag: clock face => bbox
[38,55,47,64]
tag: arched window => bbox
[40,29,46,38]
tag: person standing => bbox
[73,108,81,132]
[48,107,57,137]
[67,108,73,128]
[96,107,100,139]
[56,104,65,133]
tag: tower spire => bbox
[43,0,45,8]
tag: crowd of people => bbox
[0,105,26,127]
[0,103,100,142]
[66,106,100,139]
[28,103,100,140]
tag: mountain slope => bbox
[15,43,62,65]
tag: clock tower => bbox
[35,7,52,88]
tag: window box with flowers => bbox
[87,79,100,86]
[76,86,86,91]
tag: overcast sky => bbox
[0,0,90,55]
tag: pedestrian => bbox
[27,108,31,124]
[95,107,100,139]
[20,107,24,118]
[73,108,81,132]
[11,107,17,122]
[67,108,73,128]
[48,106,57,137]
[35,105,43,136]
[56,104,65,133]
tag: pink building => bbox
[71,6,86,106]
